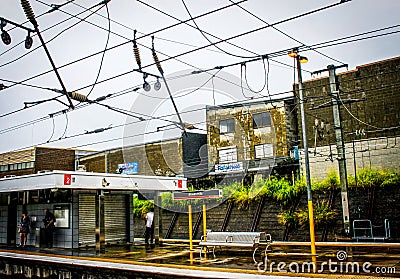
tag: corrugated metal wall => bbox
[78,195,95,245]
[105,195,127,242]
[78,194,127,246]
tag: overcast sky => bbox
[0,0,399,154]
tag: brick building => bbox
[297,56,400,180]
[206,98,298,182]
[0,147,78,178]
[78,132,208,180]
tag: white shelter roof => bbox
[0,170,187,192]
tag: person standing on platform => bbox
[144,209,154,244]
[43,208,56,248]
[19,212,30,248]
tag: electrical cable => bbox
[337,91,380,130]
[46,114,55,143]
[227,0,346,65]
[181,0,259,59]
[2,65,399,139]
[0,1,76,58]
[60,110,69,139]
[0,1,105,68]
[86,2,111,98]
[243,56,268,94]
[1,0,369,99]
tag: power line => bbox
[227,0,346,65]
[0,1,105,68]
[1,0,251,94]
[0,0,358,101]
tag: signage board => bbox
[53,204,70,228]
[215,162,243,173]
[118,162,138,174]
[173,189,222,200]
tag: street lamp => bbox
[288,48,317,268]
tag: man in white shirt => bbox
[145,210,154,244]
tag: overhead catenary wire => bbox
[0,0,106,68]
[227,0,346,65]
[0,0,247,100]
[21,0,75,109]
[0,1,396,144]
[0,0,377,100]
[2,68,400,139]
[86,1,111,98]
[180,0,259,59]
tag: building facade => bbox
[0,147,77,178]
[78,132,208,180]
[297,56,400,180]
[206,98,298,182]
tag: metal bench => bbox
[199,231,271,262]
[352,219,391,242]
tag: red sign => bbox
[178,180,182,188]
[64,174,71,185]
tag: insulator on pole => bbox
[151,36,164,75]
[133,30,142,70]
[69,91,88,102]
[21,0,38,27]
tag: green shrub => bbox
[278,210,299,227]
[312,169,339,191]
[381,169,400,187]
[133,195,154,218]
[278,200,336,229]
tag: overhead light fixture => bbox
[299,56,309,64]
[288,48,298,58]
[25,31,33,49]
[154,78,161,91]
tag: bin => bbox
[35,228,45,248]
[35,228,40,248]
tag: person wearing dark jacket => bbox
[19,212,30,247]
[43,208,56,248]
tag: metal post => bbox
[327,65,350,235]
[188,205,193,251]
[202,203,207,258]
[203,204,207,239]
[296,55,317,268]
[95,190,105,254]
[154,193,161,244]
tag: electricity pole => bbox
[312,64,350,235]
[327,65,350,235]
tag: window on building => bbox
[255,144,273,159]
[253,112,271,129]
[218,147,237,163]
[26,161,34,169]
[0,165,8,172]
[219,118,235,133]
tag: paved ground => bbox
[1,240,399,278]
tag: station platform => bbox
[0,240,399,278]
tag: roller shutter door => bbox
[78,194,95,245]
[105,195,127,242]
